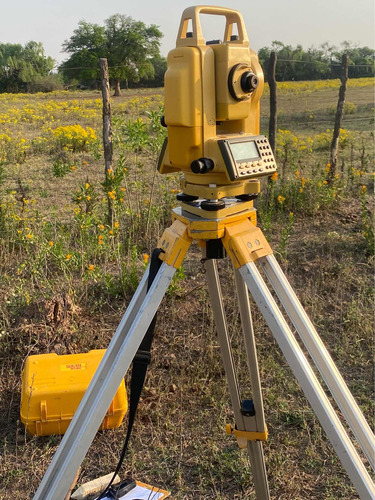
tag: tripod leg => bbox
[205,259,270,500]
[234,268,270,499]
[260,254,375,470]
[234,268,266,434]
[34,218,193,499]
[34,262,176,500]
[239,261,375,500]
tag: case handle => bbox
[176,5,249,47]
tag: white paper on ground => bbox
[120,484,165,499]
[101,482,167,500]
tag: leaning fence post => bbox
[99,57,114,226]
[327,54,349,186]
[268,51,277,155]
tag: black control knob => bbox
[190,157,214,174]
[241,72,259,93]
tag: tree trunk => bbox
[268,51,278,155]
[114,79,121,97]
[99,58,114,226]
[327,54,349,186]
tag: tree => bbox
[134,55,167,88]
[60,15,163,95]
[60,21,106,87]
[258,41,374,82]
[0,41,54,92]
[335,42,375,78]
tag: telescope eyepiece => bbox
[241,72,259,93]
[228,64,260,101]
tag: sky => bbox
[0,0,374,67]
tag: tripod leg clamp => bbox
[223,219,272,268]
[157,220,192,268]
[226,424,268,448]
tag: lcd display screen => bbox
[230,141,260,162]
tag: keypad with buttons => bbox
[218,135,277,181]
[235,137,277,179]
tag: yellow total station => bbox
[158,6,277,210]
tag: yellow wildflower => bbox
[143,253,149,264]
[66,254,72,260]
[88,264,95,272]
[114,221,119,229]
[361,185,367,194]
[270,172,278,181]
[49,241,54,247]
[277,195,285,204]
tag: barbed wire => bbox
[54,58,375,72]
[271,116,374,127]
[276,59,374,68]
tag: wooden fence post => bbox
[268,51,278,155]
[99,58,114,225]
[327,54,349,185]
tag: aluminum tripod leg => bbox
[260,254,375,470]
[234,267,270,499]
[239,261,375,500]
[34,262,176,500]
[205,259,270,500]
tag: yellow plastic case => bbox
[20,349,127,436]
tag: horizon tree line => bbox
[0,14,374,93]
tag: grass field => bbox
[0,78,374,499]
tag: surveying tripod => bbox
[34,202,375,500]
[34,6,374,499]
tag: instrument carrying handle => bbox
[176,5,249,47]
